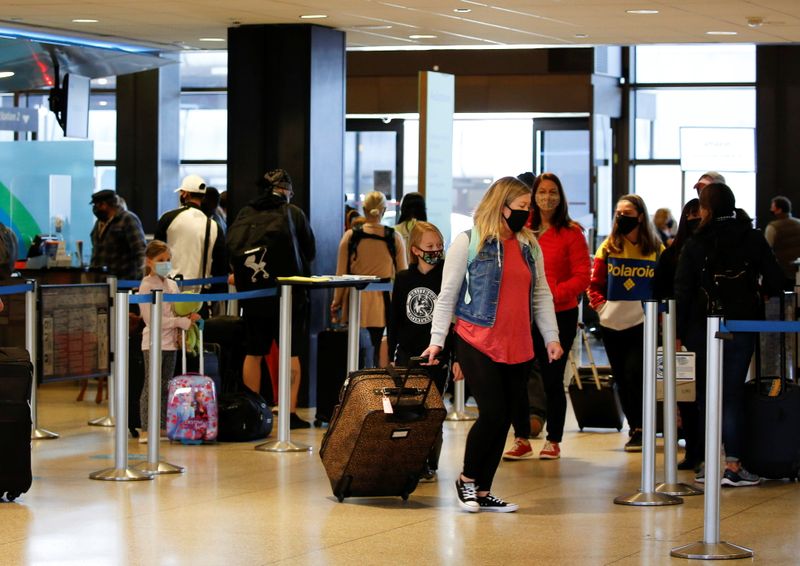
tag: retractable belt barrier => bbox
[673,306,800,560]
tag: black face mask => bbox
[505,207,529,233]
[666,219,675,229]
[685,218,701,233]
[616,215,639,235]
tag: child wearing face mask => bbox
[137,240,200,443]
[388,221,452,481]
[587,194,664,452]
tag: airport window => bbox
[180,91,227,189]
[180,51,228,89]
[631,45,756,221]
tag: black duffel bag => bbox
[217,389,273,442]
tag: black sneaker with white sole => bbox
[721,466,761,487]
[455,478,480,512]
[477,493,519,513]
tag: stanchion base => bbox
[656,482,703,496]
[255,439,312,452]
[89,467,154,481]
[671,541,753,560]
[31,428,59,440]
[133,461,185,475]
[445,410,478,421]
[614,491,683,506]
[88,416,115,427]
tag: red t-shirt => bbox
[455,237,534,364]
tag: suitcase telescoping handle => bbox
[383,356,432,410]
[180,325,205,375]
[578,323,604,391]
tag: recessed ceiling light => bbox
[706,30,738,35]
[453,8,471,13]
[98,100,108,107]
[626,9,659,15]
[575,33,589,39]
[199,37,226,42]
[96,78,109,85]
[300,14,328,19]
[409,34,437,39]
[0,71,15,79]
[72,18,99,23]
[354,25,393,30]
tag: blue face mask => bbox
[154,261,171,278]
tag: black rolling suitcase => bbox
[742,292,800,479]
[0,347,34,501]
[320,360,447,502]
[567,324,624,431]
[315,326,372,426]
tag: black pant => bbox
[511,307,579,443]
[601,323,644,431]
[456,335,531,492]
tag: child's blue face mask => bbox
[154,261,171,278]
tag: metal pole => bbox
[257,284,311,452]
[615,300,682,506]
[89,276,116,427]
[134,290,184,475]
[226,283,238,317]
[346,287,361,373]
[671,316,753,559]
[446,379,478,421]
[657,299,701,496]
[27,280,58,439]
[90,291,153,481]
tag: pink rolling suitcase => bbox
[166,328,218,444]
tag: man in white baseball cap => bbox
[156,174,226,291]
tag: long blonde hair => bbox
[408,221,444,265]
[473,176,535,248]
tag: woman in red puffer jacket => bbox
[503,172,591,461]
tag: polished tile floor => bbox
[2,382,799,566]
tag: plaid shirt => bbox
[90,209,146,281]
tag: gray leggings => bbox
[140,350,178,432]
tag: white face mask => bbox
[535,192,560,211]
[154,261,171,278]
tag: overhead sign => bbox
[679,127,755,173]
[0,107,37,132]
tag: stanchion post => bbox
[657,299,701,496]
[256,284,311,452]
[346,287,361,373]
[671,316,753,559]
[615,300,682,506]
[90,291,153,481]
[134,290,184,475]
[446,380,478,421]
[26,280,59,439]
[226,283,239,317]
[89,276,117,427]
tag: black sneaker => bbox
[455,478,479,512]
[477,493,519,513]
[419,467,437,483]
[721,466,761,487]
[289,413,311,429]
[624,430,643,452]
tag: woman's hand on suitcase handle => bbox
[546,341,563,362]
[421,344,441,366]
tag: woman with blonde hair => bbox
[331,191,408,366]
[423,176,562,513]
[587,194,663,452]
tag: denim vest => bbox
[455,230,537,327]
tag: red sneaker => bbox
[539,441,561,460]
[503,438,533,460]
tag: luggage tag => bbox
[382,393,394,414]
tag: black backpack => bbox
[217,389,273,441]
[226,204,303,292]
[701,236,761,320]
[0,223,18,280]
[347,223,396,273]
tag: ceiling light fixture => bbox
[453,8,471,13]
[72,19,99,23]
[0,71,15,79]
[625,10,659,15]
[300,14,328,19]
[706,30,738,35]
[98,100,108,107]
[199,37,226,42]
[354,25,393,30]
[96,78,109,85]
[574,33,589,38]
[409,34,437,39]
